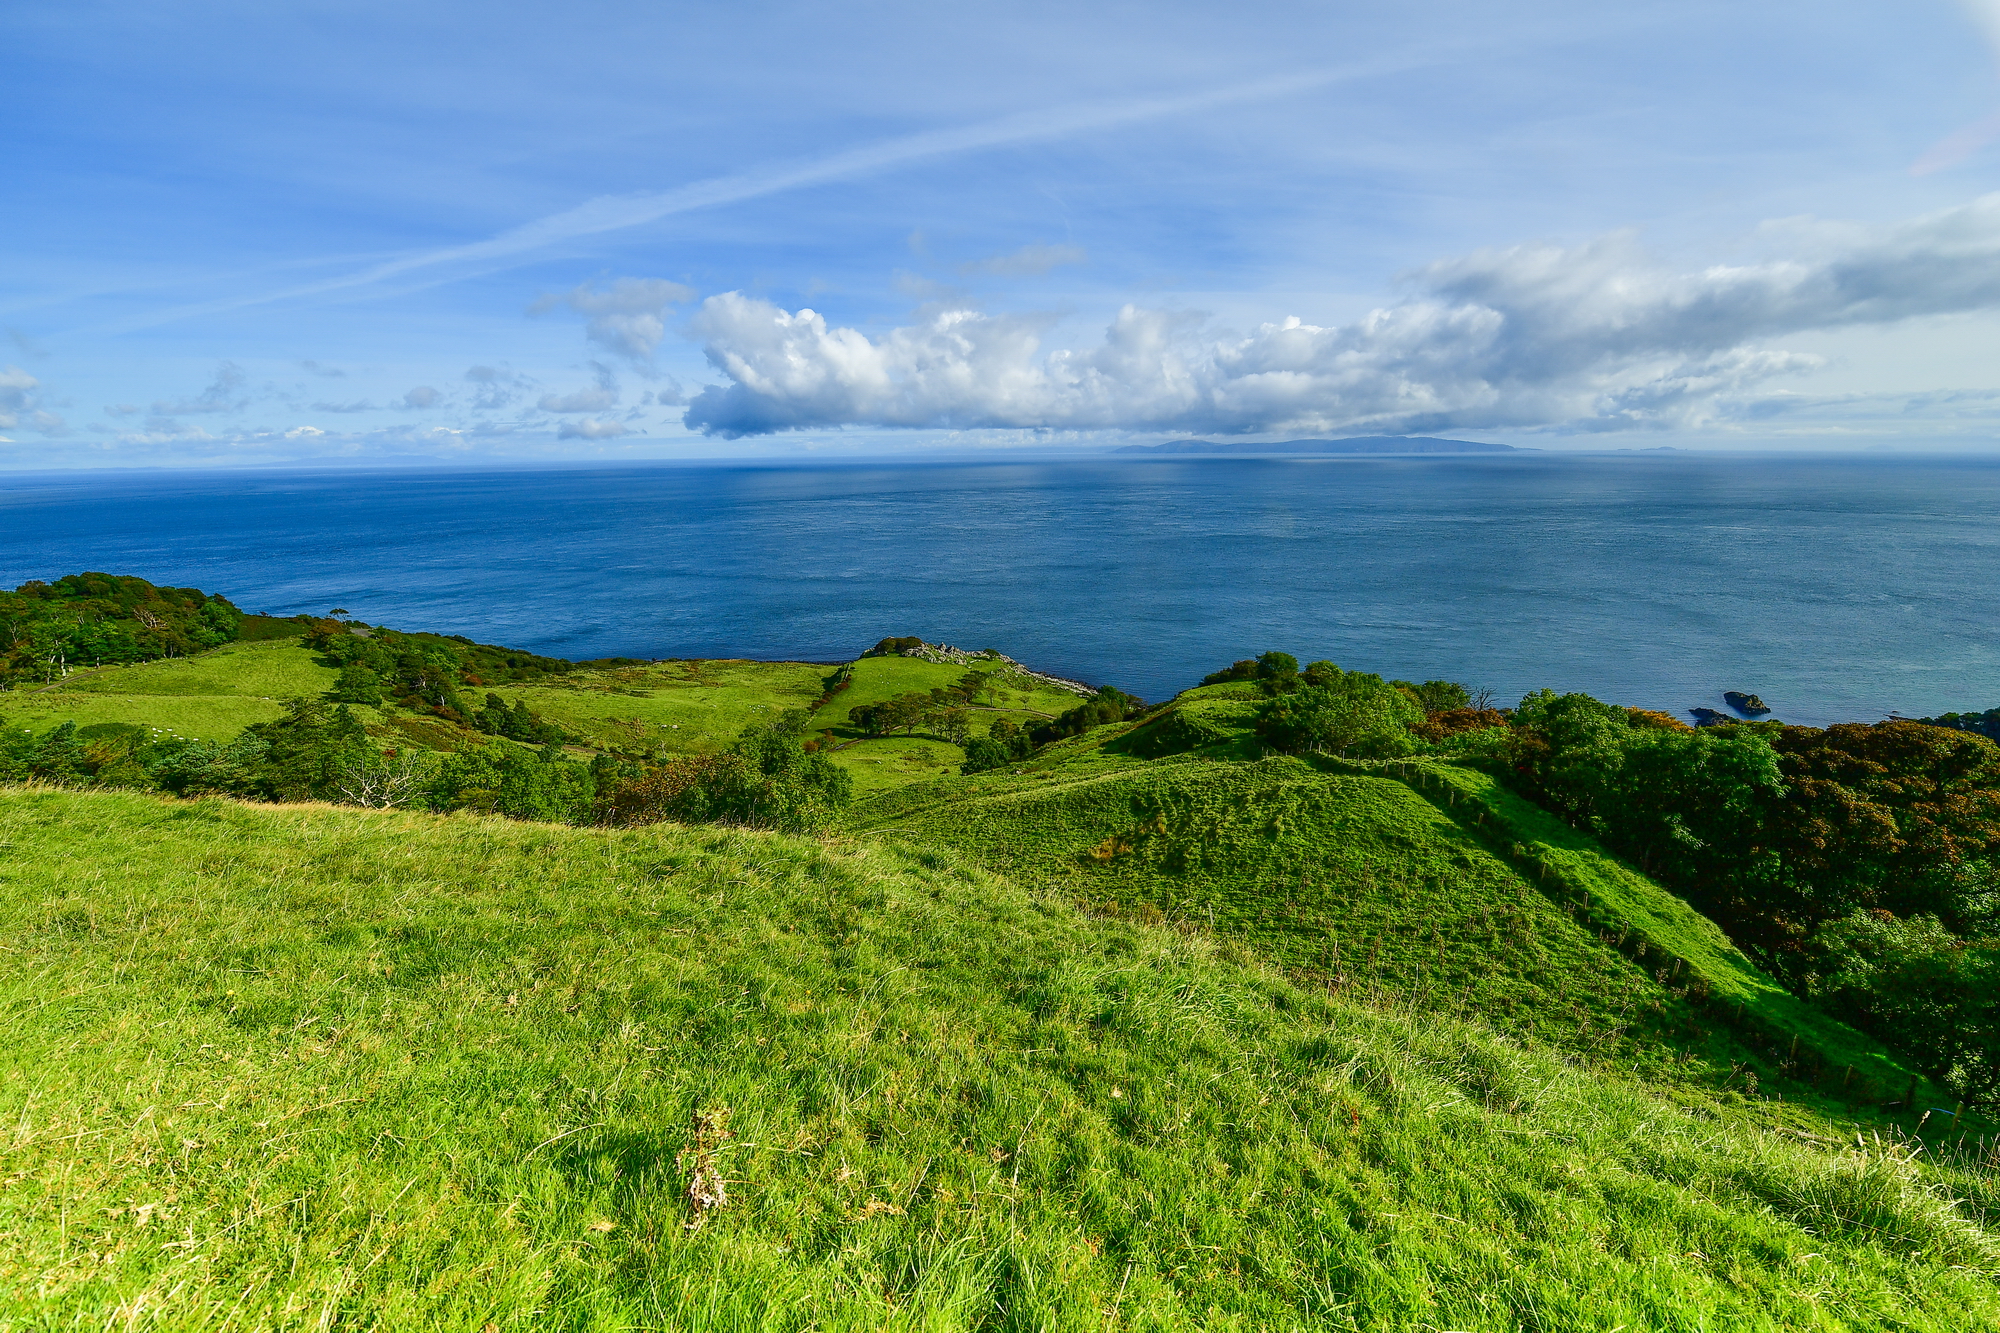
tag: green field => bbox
[3,787,1995,1331]
[813,653,1087,736]
[0,641,338,742]
[486,659,832,755]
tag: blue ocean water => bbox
[3,453,1997,726]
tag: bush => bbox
[962,719,1036,773]
[1252,669,1423,757]
[1804,910,2000,1108]
[597,718,852,832]
[1030,687,1144,745]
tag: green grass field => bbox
[3,786,1995,1331]
[486,660,832,755]
[0,641,337,742]
[812,655,1086,736]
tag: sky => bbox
[7,0,2000,467]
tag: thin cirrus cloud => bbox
[957,243,1088,278]
[103,62,1406,333]
[682,194,2000,438]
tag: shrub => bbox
[1252,670,1423,757]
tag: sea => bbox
[4,452,1998,727]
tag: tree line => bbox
[2,702,851,834]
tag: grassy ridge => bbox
[850,756,1709,1058]
[1384,759,1937,1105]
[2,787,1996,1330]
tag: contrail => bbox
[96,60,1407,333]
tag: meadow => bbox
[4,595,1998,1328]
[3,788,1996,1331]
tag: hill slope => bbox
[3,788,1995,1330]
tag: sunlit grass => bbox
[2,787,1994,1330]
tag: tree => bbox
[1804,910,2000,1109]
[329,662,384,705]
[1253,673,1422,757]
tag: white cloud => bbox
[402,386,440,409]
[152,363,248,416]
[958,243,1087,277]
[538,364,619,413]
[0,365,68,436]
[684,194,2000,438]
[530,278,695,361]
[310,399,377,413]
[557,417,629,439]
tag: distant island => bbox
[1114,435,1525,455]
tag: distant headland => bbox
[1113,435,1526,455]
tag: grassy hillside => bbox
[1382,760,1935,1106]
[806,654,1096,796]
[482,659,831,755]
[852,753,1717,1062]
[0,639,336,742]
[3,786,1995,1330]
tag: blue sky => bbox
[6,0,2000,465]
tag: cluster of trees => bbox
[4,701,851,834]
[1919,705,2000,743]
[960,718,1037,773]
[865,636,927,656]
[848,670,1004,743]
[1029,685,1144,745]
[1216,653,1473,759]
[307,620,570,742]
[1,573,244,684]
[1438,693,2000,1105]
[594,710,852,832]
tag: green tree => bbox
[329,662,385,705]
[1253,673,1422,757]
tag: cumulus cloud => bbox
[684,194,2000,438]
[557,417,629,439]
[0,365,68,436]
[958,243,1087,277]
[530,277,695,362]
[402,386,440,409]
[152,363,248,416]
[538,364,619,413]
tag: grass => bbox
[485,660,832,755]
[43,640,340,701]
[812,656,1085,736]
[828,736,967,795]
[848,754,1710,1060]
[3,785,1997,1330]
[0,693,291,743]
[0,642,337,743]
[1380,759,1941,1108]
